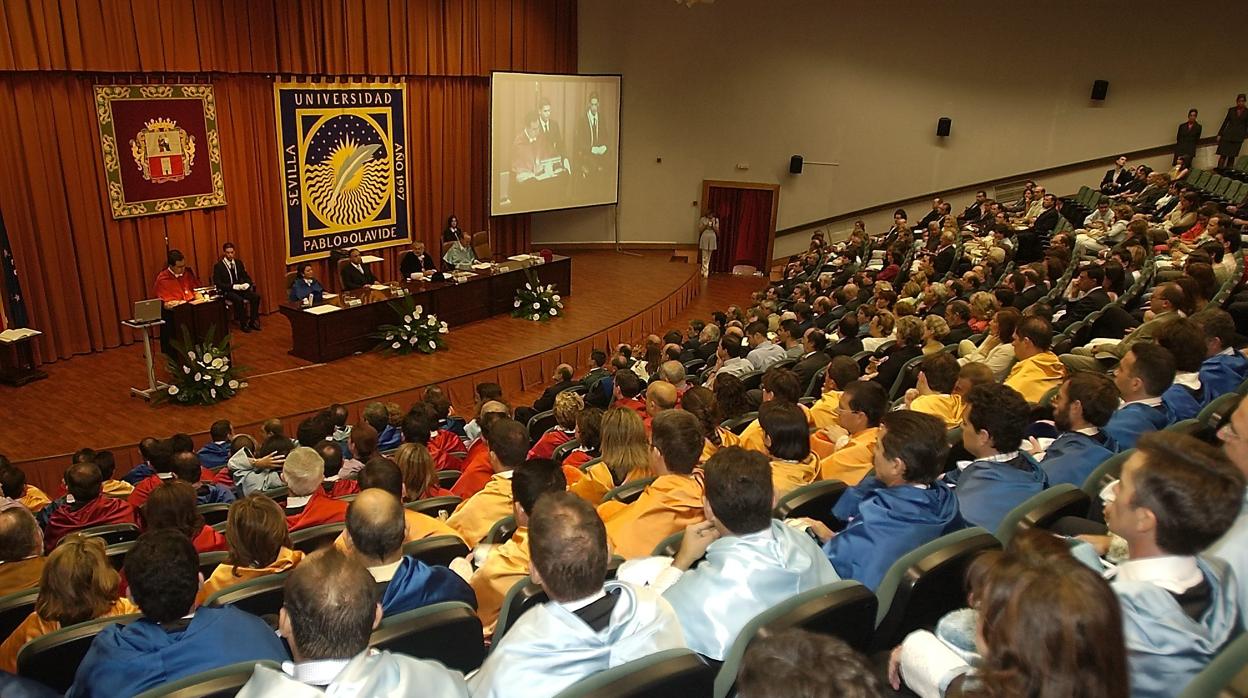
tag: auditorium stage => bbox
[1,252,765,492]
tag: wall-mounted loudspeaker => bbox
[936,117,951,137]
[1091,80,1109,101]
[789,155,804,174]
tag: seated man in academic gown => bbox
[127,440,216,511]
[66,530,289,697]
[224,434,289,496]
[807,356,860,430]
[807,411,964,591]
[332,461,462,550]
[237,548,468,697]
[283,447,349,532]
[447,418,530,548]
[0,508,44,597]
[1106,344,1175,450]
[170,452,235,505]
[619,447,838,661]
[43,463,135,552]
[196,420,234,471]
[1039,373,1120,488]
[1101,434,1244,698]
[468,492,685,698]
[454,458,567,635]
[1157,318,1211,422]
[1194,309,1248,402]
[340,248,376,290]
[945,384,1048,533]
[449,405,511,500]
[339,489,475,617]
[814,381,886,486]
[599,410,706,559]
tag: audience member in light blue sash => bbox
[1105,344,1175,450]
[196,420,233,470]
[1193,309,1248,402]
[469,493,685,698]
[1039,373,1120,487]
[888,530,1129,698]
[362,402,401,454]
[1209,394,1248,629]
[617,447,838,661]
[944,383,1048,533]
[813,411,964,591]
[1157,317,1211,422]
[1101,433,1245,698]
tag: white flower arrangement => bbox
[512,270,564,322]
[162,326,247,406]
[374,297,447,355]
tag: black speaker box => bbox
[1091,80,1109,101]
[789,155,803,174]
[936,117,951,137]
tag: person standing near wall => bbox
[1216,93,1248,169]
[698,210,719,277]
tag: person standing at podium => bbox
[399,240,438,279]
[340,248,376,290]
[212,242,261,332]
[153,250,199,307]
[289,263,324,305]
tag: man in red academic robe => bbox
[282,446,349,532]
[450,406,510,499]
[44,463,135,552]
[129,451,215,511]
[153,249,200,305]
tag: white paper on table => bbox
[367,284,389,291]
[0,328,40,342]
[303,305,341,315]
[361,255,384,264]
[321,293,338,299]
[507,254,532,261]
[471,263,492,270]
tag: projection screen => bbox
[490,72,621,216]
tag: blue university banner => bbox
[274,82,410,263]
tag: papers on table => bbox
[471,263,493,270]
[0,328,40,342]
[322,292,338,299]
[362,254,384,264]
[367,284,389,291]
[508,254,535,262]
[303,305,341,315]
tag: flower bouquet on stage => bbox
[512,270,564,322]
[374,297,448,355]
[162,327,246,405]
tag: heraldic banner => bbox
[274,82,410,264]
[94,84,226,220]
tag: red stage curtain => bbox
[0,0,575,364]
[706,186,774,273]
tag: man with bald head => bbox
[450,402,512,499]
[681,323,720,364]
[238,549,469,695]
[448,418,532,547]
[44,462,134,551]
[283,446,349,532]
[342,489,475,617]
[645,380,679,424]
[0,507,44,595]
[518,363,576,425]
[469,492,684,697]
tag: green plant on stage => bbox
[512,269,564,321]
[161,326,247,405]
[374,296,448,355]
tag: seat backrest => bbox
[17,613,142,692]
[0,588,40,643]
[871,527,999,652]
[1178,632,1248,698]
[258,485,289,501]
[484,515,517,545]
[78,523,141,546]
[198,551,229,579]
[527,410,558,444]
[1080,449,1132,497]
[652,530,685,557]
[602,477,657,505]
[401,535,470,568]
[436,469,461,488]
[471,231,491,260]
[196,503,231,526]
[493,576,549,644]
[1199,392,1241,428]
[133,659,283,698]
[739,371,764,391]
[805,366,827,398]
[554,649,715,698]
[203,572,289,616]
[994,483,1091,544]
[105,540,137,570]
[714,581,878,698]
[721,412,757,436]
[290,522,346,553]
[369,601,485,674]
[773,480,849,530]
[887,355,925,401]
[551,439,581,464]
[406,495,461,519]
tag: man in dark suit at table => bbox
[341,248,376,290]
[212,242,261,332]
[537,98,570,176]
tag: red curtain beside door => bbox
[706,185,773,274]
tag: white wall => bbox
[532,0,1245,247]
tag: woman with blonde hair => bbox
[967,291,999,334]
[921,315,950,355]
[392,443,452,501]
[570,407,651,504]
[199,495,302,602]
[528,390,583,461]
[861,310,896,353]
[0,535,137,671]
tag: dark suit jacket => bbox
[341,263,376,290]
[212,258,253,293]
[827,335,864,358]
[1056,288,1111,330]
[792,351,831,390]
[872,345,924,394]
[533,379,577,413]
[442,228,463,243]
[1014,285,1046,310]
[1100,168,1131,193]
[933,245,957,278]
[400,251,438,277]
[944,325,974,344]
[916,209,941,230]
[538,120,565,161]
[1219,107,1248,143]
[1033,208,1060,236]
[573,111,610,171]
[1175,122,1202,159]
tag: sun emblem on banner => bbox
[302,114,393,228]
[130,118,196,184]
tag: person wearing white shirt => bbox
[707,337,754,389]
[211,242,261,332]
[745,321,786,371]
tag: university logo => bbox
[275,83,410,263]
[130,118,196,183]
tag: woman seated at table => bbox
[400,240,439,279]
[443,230,477,270]
[289,262,324,304]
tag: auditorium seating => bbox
[601,477,656,505]
[1179,633,1248,698]
[290,522,345,553]
[402,535,470,567]
[0,588,39,644]
[483,515,518,545]
[368,601,485,674]
[17,613,142,692]
[554,649,716,698]
[993,484,1093,544]
[203,573,288,617]
[77,523,140,546]
[772,479,848,531]
[132,659,282,698]
[197,503,231,526]
[1081,449,1133,497]
[406,495,460,519]
[493,576,548,644]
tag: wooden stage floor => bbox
[1,251,764,486]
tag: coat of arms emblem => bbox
[130,118,196,183]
